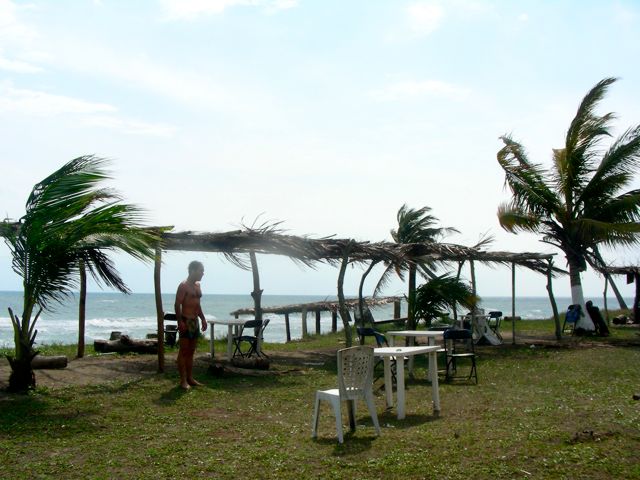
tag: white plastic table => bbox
[387,330,444,377]
[207,319,249,360]
[374,345,441,419]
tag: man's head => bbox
[188,260,204,279]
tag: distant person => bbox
[585,300,610,337]
[175,260,208,389]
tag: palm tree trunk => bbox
[568,261,593,331]
[7,307,37,392]
[591,248,628,309]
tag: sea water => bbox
[0,291,631,348]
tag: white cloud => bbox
[83,115,177,137]
[0,84,117,115]
[160,0,297,20]
[369,79,471,102]
[0,54,42,73]
[406,2,444,36]
[518,13,528,22]
[0,0,37,45]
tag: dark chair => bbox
[246,319,271,357]
[357,327,405,386]
[443,328,477,384]
[163,313,179,347]
[488,311,503,339]
[232,319,263,358]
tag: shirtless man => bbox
[175,260,208,389]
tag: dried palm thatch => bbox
[230,295,401,316]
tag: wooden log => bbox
[31,355,68,369]
[315,310,321,335]
[94,335,158,354]
[394,300,401,319]
[230,356,270,370]
[301,308,308,338]
[331,310,337,332]
[110,331,122,341]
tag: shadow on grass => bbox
[378,412,440,430]
[312,432,378,455]
[156,385,192,405]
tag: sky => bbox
[0,0,639,301]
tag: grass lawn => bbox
[1,322,639,479]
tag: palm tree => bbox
[3,156,159,392]
[376,204,459,330]
[413,274,476,327]
[497,77,640,331]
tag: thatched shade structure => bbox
[601,266,640,323]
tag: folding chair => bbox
[232,319,263,358]
[356,327,398,386]
[443,328,478,384]
[311,346,381,443]
[487,311,503,340]
[246,319,271,357]
[562,304,581,334]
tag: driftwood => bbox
[31,355,68,369]
[230,356,270,370]
[208,361,301,377]
[94,335,158,354]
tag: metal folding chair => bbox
[232,319,263,358]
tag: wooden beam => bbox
[331,310,337,332]
[511,262,516,345]
[301,308,308,338]
[315,310,321,335]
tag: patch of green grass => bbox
[2,329,640,479]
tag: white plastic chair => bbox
[311,346,381,443]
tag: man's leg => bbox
[186,340,202,386]
[177,338,190,389]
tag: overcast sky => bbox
[1,0,639,300]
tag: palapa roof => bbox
[601,265,640,275]
[160,228,560,275]
[230,296,402,316]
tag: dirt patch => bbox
[0,347,339,393]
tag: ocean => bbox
[0,291,631,348]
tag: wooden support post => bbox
[546,259,561,341]
[337,241,354,347]
[284,312,291,342]
[154,246,165,373]
[77,260,86,359]
[394,300,401,319]
[603,276,610,325]
[301,308,308,338]
[249,251,263,324]
[511,262,516,346]
[315,310,321,335]
[331,310,337,332]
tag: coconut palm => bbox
[413,274,476,327]
[497,77,640,330]
[376,204,459,330]
[3,156,159,392]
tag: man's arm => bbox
[175,283,187,331]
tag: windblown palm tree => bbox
[497,77,640,330]
[413,274,476,327]
[376,204,459,330]
[3,156,159,391]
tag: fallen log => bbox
[31,355,68,370]
[231,356,270,370]
[94,335,158,354]
[208,362,301,377]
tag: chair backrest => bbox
[259,319,270,336]
[356,327,388,347]
[488,311,502,319]
[337,346,374,400]
[444,328,473,340]
[565,304,582,324]
[354,307,375,325]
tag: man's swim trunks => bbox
[180,317,200,340]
